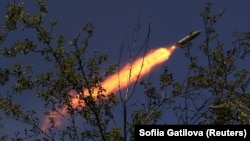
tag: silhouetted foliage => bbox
[0,1,249,141]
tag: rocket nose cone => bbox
[191,30,202,37]
[196,30,202,34]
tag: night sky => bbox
[1,0,250,138]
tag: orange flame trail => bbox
[42,45,176,131]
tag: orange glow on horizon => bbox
[41,45,176,131]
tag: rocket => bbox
[176,30,201,47]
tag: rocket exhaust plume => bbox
[41,45,176,131]
[41,30,201,131]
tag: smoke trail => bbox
[41,45,176,131]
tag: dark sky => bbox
[1,0,250,138]
[41,0,250,77]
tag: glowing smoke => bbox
[41,45,176,131]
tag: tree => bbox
[0,1,250,141]
[0,1,171,140]
[172,2,250,124]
